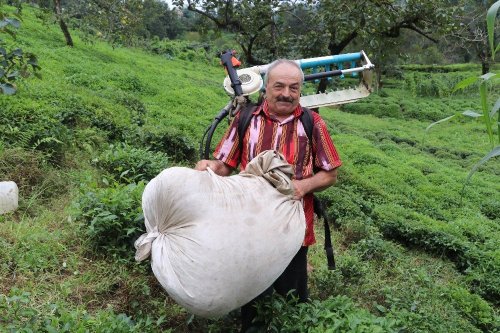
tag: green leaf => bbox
[7,70,19,79]
[0,83,16,95]
[6,18,20,29]
[480,72,497,81]
[453,76,479,92]
[425,114,455,131]
[11,48,22,57]
[3,27,16,39]
[462,110,482,118]
[487,1,500,60]
[491,98,500,118]
[462,146,500,194]
[479,81,495,147]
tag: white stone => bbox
[0,181,19,214]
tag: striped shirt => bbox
[214,100,342,246]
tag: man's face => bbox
[265,63,302,117]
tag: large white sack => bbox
[134,150,305,318]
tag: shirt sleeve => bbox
[312,112,342,171]
[213,114,242,169]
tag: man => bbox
[195,59,342,331]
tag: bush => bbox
[72,181,145,262]
[93,144,168,183]
[352,237,399,262]
[480,199,500,220]
[255,295,399,333]
[448,286,498,331]
[147,39,212,63]
[139,128,197,163]
[0,101,69,164]
[373,204,500,303]
[0,288,168,333]
[341,101,402,119]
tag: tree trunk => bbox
[375,66,383,92]
[481,59,490,75]
[54,0,73,47]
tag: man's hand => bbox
[194,159,233,176]
[292,168,338,200]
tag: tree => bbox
[53,0,73,46]
[173,0,288,64]
[54,0,145,47]
[173,0,459,69]
[308,0,459,91]
[445,0,498,74]
[29,0,74,46]
[141,0,185,40]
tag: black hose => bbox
[199,124,213,160]
[202,107,230,159]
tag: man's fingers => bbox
[194,160,209,171]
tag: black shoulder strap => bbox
[303,107,336,270]
[237,103,258,154]
[300,107,314,143]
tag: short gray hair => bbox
[263,59,304,86]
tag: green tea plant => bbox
[72,181,145,262]
[92,143,168,184]
[426,1,500,194]
[254,294,400,333]
[0,288,168,333]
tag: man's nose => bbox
[282,86,291,96]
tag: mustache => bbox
[276,96,294,103]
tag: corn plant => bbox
[426,1,499,195]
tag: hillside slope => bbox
[0,5,498,332]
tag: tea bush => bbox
[399,64,481,73]
[0,288,168,333]
[0,99,69,164]
[92,144,168,183]
[373,204,500,304]
[146,39,213,64]
[255,295,400,333]
[137,126,197,163]
[480,198,500,220]
[448,286,498,331]
[72,181,145,262]
[341,100,402,119]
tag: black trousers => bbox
[240,246,309,333]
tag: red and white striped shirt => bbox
[214,100,342,246]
